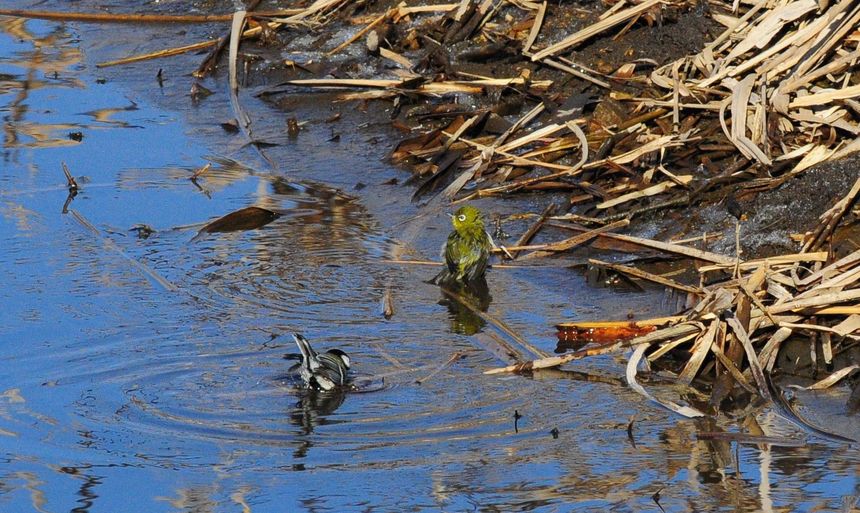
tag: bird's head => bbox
[327,348,351,369]
[450,205,484,235]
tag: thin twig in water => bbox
[519,219,630,260]
[67,210,178,292]
[369,342,407,369]
[588,258,703,295]
[414,351,469,384]
[61,162,78,191]
[439,285,549,360]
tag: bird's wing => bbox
[316,353,348,386]
[464,246,489,282]
[484,229,497,250]
[444,232,463,273]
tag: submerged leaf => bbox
[193,206,281,241]
[556,318,669,345]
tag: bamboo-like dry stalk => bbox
[97,39,223,68]
[326,9,392,56]
[485,323,702,375]
[508,203,556,259]
[529,0,664,60]
[519,219,629,260]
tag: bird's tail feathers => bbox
[292,333,317,364]
[427,267,448,285]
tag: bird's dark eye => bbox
[457,214,466,222]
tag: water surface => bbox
[0,9,858,513]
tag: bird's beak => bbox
[447,213,454,218]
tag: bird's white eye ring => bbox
[457,214,466,222]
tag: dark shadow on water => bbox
[554,337,589,354]
[584,264,645,292]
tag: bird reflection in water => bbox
[290,387,348,436]
[438,277,493,336]
[288,386,348,463]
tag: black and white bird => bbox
[292,333,351,391]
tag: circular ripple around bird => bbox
[63,338,591,473]
[119,351,508,443]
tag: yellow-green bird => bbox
[433,205,493,285]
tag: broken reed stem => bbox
[97,17,274,68]
[485,323,702,374]
[529,0,664,60]
[519,219,630,260]
[414,352,468,384]
[326,9,391,56]
[552,224,737,265]
[522,0,547,53]
[61,162,78,190]
[98,39,223,68]
[189,163,212,180]
[194,0,264,78]
[801,177,860,252]
[508,203,556,259]
[381,285,395,319]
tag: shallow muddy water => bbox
[1,6,859,513]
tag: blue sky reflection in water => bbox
[0,12,859,513]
